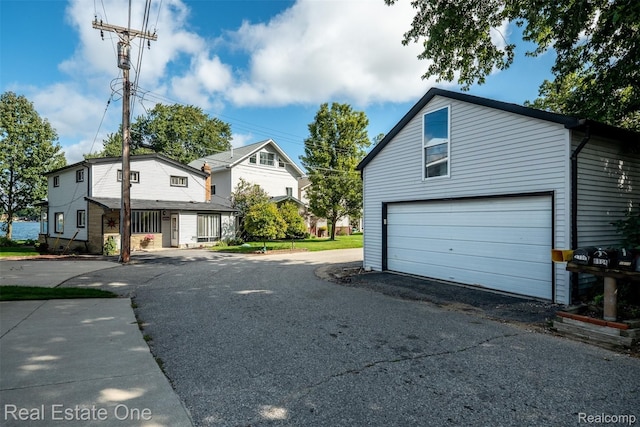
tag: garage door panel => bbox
[387,226,552,247]
[392,198,549,214]
[388,246,550,281]
[388,257,550,299]
[386,196,552,300]
[388,238,550,264]
[388,211,550,228]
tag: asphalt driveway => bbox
[62,248,640,427]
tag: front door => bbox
[170,214,179,247]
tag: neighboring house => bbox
[357,88,640,305]
[297,176,354,237]
[189,139,305,202]
[42,153,236,253]
[190,139,315,230]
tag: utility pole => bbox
[93,17,156,263]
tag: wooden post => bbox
[603,276,617,321]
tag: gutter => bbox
[569,121,591,302]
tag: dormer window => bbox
[260,152,275,166]
[278,157,285,168]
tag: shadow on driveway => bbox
[324,262,562,327]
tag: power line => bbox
[93,1,157,264]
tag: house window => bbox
[286,187,293,197]
[53,176,60,187]
[278,157,285,168]
[423,106,450,179]
[211,185,216,195]
[76,169,84,182]
[259,152,275,166]
[77,210,86,228]
[54,212,64,233]
[40,211,48,234]
[249,154,257,164]
[197,213,221,242]
[117,170,140,183]
[131,210,161,234]
[170,176,188,187]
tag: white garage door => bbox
[386,196,552,299]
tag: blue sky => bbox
[1,0,556,167]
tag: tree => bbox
[387,0,640,130]
[92,103,232,163]
[231,178,270,238]
[525,73,640,132]
[278,201,308,248]
[244,202,286,252]
[0,92,66,239]
[300,103,370,240]
[372,133,386,146]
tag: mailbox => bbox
[615,248,637,271]
[592,248,616,268]
[571,247,597,265]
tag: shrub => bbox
[613,210,640,249]
[103,236,118,256]
[0,237,15,247]
[225,237,245,246]
[35,242,49,254]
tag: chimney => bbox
[201,162,212,202]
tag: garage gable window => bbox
[423,106,450,179]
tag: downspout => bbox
[569,122,591,302]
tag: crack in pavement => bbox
[239,331,523,426]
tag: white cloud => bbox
[13,0,507,163]
[170,53,233,108]
[62,0,203,86]
[226,0,438,107]
[230,133,256,148]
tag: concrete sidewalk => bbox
[0,258,119,287]
[0,298,193,426]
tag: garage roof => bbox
[357,88,639,171]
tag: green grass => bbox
[0,286,117,301]
[212,233,363,253]
[0,246,39,257]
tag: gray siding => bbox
[363,95,572,303]
[574,133,640,248]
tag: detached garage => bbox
[385,195,552,300]
[358,88,640,304]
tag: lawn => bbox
[211,233,363,253]
[0,286,117,301]
[0,246,39,257]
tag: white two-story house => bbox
[42,153,236,253]
[189,139,305,202]
[190,139,359,237]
